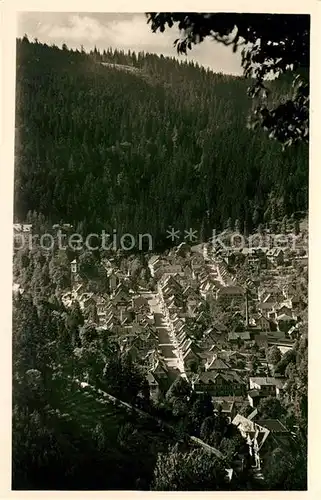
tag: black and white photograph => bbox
[3,2,315,492]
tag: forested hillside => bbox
[14,37,308,244]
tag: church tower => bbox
[71,259,78,289]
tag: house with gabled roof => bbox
[193,371,246,396]
[163,275,182,291]
[175,336,186,352]
[105,313,121,332]
[268,287,286,303]
[232,414,269,469]
[212,321,229,333]
[250,312,272,331]
[198,270,209,282]
[182,285,199,300]
[249,377,286,398]
[172,316,185,332]
[166,294,185,309]
[198,328,224,350]
[228,331,251,342]
[179,337,200,357]
[182,347,201,365]
[151,358,168,379]
[216,285,245,305]
[232,414,290,470]
[213,399,237,422]
[176,323,188,338]
[255,419,290,436]
[257,301,275,316]
[205,354,231,371]
[198,348,215,363]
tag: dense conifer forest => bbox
[15,36,308,244]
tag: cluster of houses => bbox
[12,221,308,472]
[149,249,295,471]
[62,266,160,361]
[207,225,308,264]
[55,233,307,405]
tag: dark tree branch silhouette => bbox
[146,13,309,147]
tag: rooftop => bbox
[255,419,289,433]
[250,377,286,389]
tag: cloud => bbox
[38,15,109,42]
[35,14,177,48]
[18,12,242,75]
[104,15,177,48]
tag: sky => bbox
[17,12,243,75]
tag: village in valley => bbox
[13,216,308,479]
[10,14,310,490]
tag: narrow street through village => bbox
[145,292,186,377]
